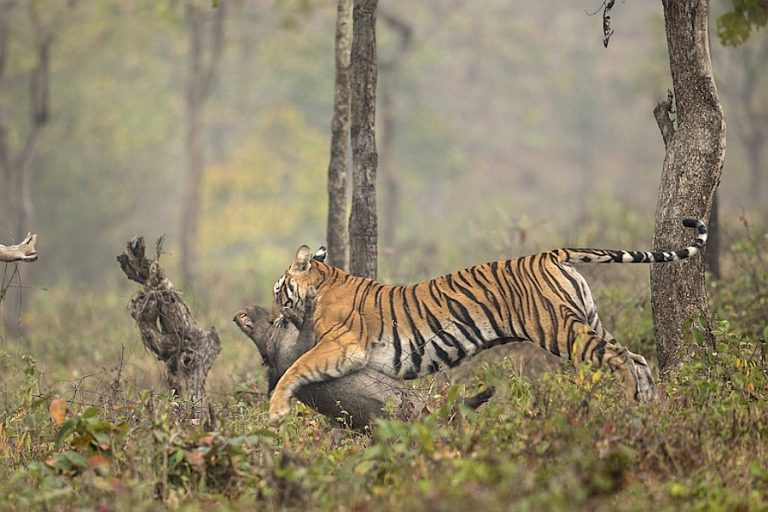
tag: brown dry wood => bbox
[118,236,220,424]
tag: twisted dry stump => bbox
[234,289,495,429]
[118,236,220,423]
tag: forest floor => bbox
[0,223,766,511]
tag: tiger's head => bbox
[272,245,327,314]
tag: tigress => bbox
[268,218,707,424]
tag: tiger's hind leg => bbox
[566,319,656,402]
[268,332,370,425]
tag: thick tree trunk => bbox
[326,0,353,270]
[348,0,379,279]
[651,0,726,372]
[179,1,225,285]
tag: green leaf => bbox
[81,407,100,420]
[54,419,77,450]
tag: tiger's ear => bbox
[290,245,313,273]
[313,246,327,263]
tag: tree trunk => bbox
[746,137,763,206]
[179,1,225,286]
[348,0,379,279]
[380,79,398,253]
[378,11,412,255]
[651,0,726,373]
[326,0,353,270]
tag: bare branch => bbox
[0,233,38,262]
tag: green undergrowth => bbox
[0,219,765,510]
[0,317,766,511]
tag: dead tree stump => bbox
[118,236,220,424]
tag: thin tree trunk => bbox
[380,80,398,253]
[651,0,726,372]
[746,140,763,206]
[326,0,353,270]
[378,11,411,255]
[179,0,225,286]
[348,0,379,279]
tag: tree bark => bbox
[179,0,225,286]
[651,0,726,372]
[348,0,379,279]
[326,0,353,270]
[118,236,220,426]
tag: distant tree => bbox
[326,0,353,270]
[708,0,767,278]
[717,0,767,46]
[379,10,412,255]
[650,0,726,372]
[0,2,59,336]
[180,0,225,285]
[717,32,767,206]
[0,2,50,250]
[348,0,379,279]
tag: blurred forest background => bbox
[1,2,767,509]
[0,0,765,388]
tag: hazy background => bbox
[0,0,765,390]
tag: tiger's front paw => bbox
[268,395,292,426]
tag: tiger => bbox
[268,218,708,425]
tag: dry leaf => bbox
[50,398,67,427]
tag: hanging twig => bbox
[587,0,617,48]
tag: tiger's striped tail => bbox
[558,218,707,264]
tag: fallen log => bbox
[118,236,220,425]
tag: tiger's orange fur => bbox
[268,219,707,424]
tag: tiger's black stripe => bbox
[270,219,706,417]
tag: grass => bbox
[0,219,766,511]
